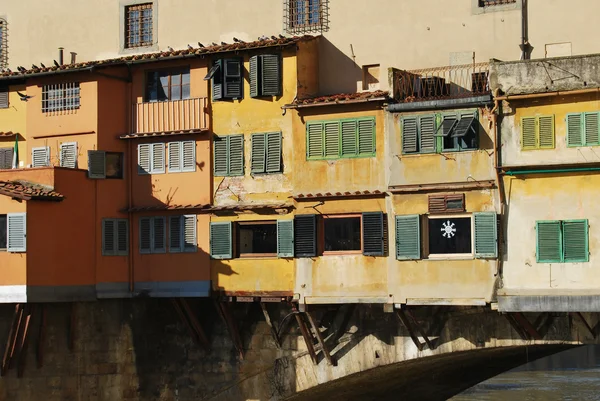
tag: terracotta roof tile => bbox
[119,129,207,140]
[0,35,316,80]
[0,181,64,201]
[125,204,208,212]
[286,90,389,108]
[293,190,385,200]
[124,202,293,213]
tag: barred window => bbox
[478,0,516,6]
[125,3,153,48]
[42,83,81,113]
[0,19,7,69]
[284,0,329,34]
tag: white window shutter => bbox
[151,143,165,174]
[87,150,106,179]
[183,215,197,252]
[168,142,182,172]
[32,147,50,167]
[169,215,182,252]
[138,144,151,175]
[7,213,26,252]
[59,142,77,168]
[182,141,196,172]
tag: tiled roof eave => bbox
[119,128,209,140]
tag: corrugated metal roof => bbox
[0,180,64,201]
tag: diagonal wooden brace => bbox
[305,311,336,366]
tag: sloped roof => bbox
[284,90,389,108]
[0,181,64,201]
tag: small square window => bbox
[285,0,329,34]
[125,3,153,49]
[145,68,190,102]
[428,216,472,256]
[323,215,362,253]
[238,222,277,257]
[106,152,124,179]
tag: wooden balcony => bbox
[131,97,209,135]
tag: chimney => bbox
[58,47,64,65]
[70,52,77,64]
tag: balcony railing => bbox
[392,62,490,103]
[132,97,209,135]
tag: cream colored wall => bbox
[0,85,27,167]
[4,0,600,94]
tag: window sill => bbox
[238,254,278,259]
[426,254,475,261]
[307,154,376,162]
[322,250,363,256]
[400,149,479,158]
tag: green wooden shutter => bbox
[168,141,182,172]
[261,54,281,96]
[474,212,498,258]
[210,222,232,259]
[251,133,266,173]
[307,122,324,159]
[224,58,243,99]
[169,215,182,253]
[357,118,375,156]
[102,219,115,256]
[538,115,555,149]
[214,136,228,176]
[88,150,106,179]
[277,219,294,258]
[212,60,223,101]
[395,215,420,260]
[521,117,537,150]
[138,144,151,174]
[116,219,128,255]
[228,135,244,176]
[153,217,166,253]
[324,121,340,158]
[341,120,358,157]
[402,117,418,153]
[362,212,384,256]
[294,215,316,257]
[7,213,26,253]
[563,220,588,262]
[419,115,436,153]
[536,221,562,263]
[183,215,197,252]
[249,55,259,98]
[584,112,600,146]
[566,113,583,147]
[139,217,152,254]
[266,132,282,173]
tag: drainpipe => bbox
[504,167,600,176]
[491,89,505,289]
[126,63,134,294]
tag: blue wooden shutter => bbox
[151,143,165,174]
[324,121,340,158]
[168,141,182,172]
[213,136,228,176]
[139,217,152,254]
[395,215,420,260]
[210,222,232,259]
[419,115,436,153]
[224,58,243,99]
[117,219,128,255]
[566,113,583,147]
[88,150,106,179]
[251,133,266,173]
[183,215,197,252]
[153,217,166,253]
[362,212,384,256]
[266,132,282,173]
[357,118,375,156]
[402,117,418,153]
[212,60,223,101]
[182,141,196,172]
[249,55,259,98]
[169,215,182,253]
[536,221,562,263]
[138,144,151,174]
[277,220,294,258]
[584,112,600,146]
[7,213,26,253]
[102,219,115,256]
[228,135,244,176]
[261,54,281,96]
[307,122,324,159]
[474,212,498,258]
[341,120,357,157]
[538,115,555,149]
[521,117,537,149]
[294,215,316,257]
[563,220,588,262]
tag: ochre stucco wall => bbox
[0,84,27,167]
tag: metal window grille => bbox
[125,3,153,48]
[42,82,81,113]
[0,19,7,69]
[284,0,329,34]
[479,0,516,6]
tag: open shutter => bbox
[182,141,196,172]
[324,121,340,158]
[138,144,151,174]
[563,220,588,262]
[153,217,166,253]
[266,132,282,173]
[183,215,197,252]
[88,150,106,179]
[538,115,555,149]
[395,215,420,260]
[151,143,165,173]
[357,118,375,156]
[212,60,223,100]
[139,217,152,254]
[584,112,600,146]
[566,113,583,147]
[536,221,562,263]
[307,122,324,159]
[102,219,115,256]
[402,117,418,153]
[362,212,384,256]
[228,135,244,176]
[251,133,266,174]
[261,54,281,96]
[169,215,182,252]
[277,220,294,258]
[224,58,242,99]
[210,222,232,259]
[435,115,457,137]
[419,115,436,153]
[32,147,49,167]
[474,212,498,258]
[249,55,259,98]
[7,213,26,253]
[0,89,8,109]
[60,142,77,168]
[117,220,128,255]
[295,215,316,257]
[168,142,182,172]
[213,136,228,176]
[340,120,357,157]
[521,117,537,149]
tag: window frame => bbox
[42,82,81,113]
[306,117,376,160]
[144,67,191,102]
[320,214,363,256]
[426,214,475,259]
[285,0,329,34]
[237,220,278,258]
[536,219,589,263]
[124,2,154,49]
[566,112,600,148]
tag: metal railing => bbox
[392,62,490,103]
[132,97,208,135]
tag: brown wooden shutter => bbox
[428,194,465,214]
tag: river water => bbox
[451,346,600,400]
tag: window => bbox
[42,83,80,113]
[0,19,7,70]
[106,152,124,179]
[2,213,26,253]
[0,148,13,169]
[88,151,124,179]
[567,112,600,147]
[306,117,376,160]
[0,86,8,109]
[402,111,478,154]
[205,59,243,101]
[285,0,329,34]
[251,132,282,174]
[239,222,278,257]
[428,216,472,256]
[428,194,466,214]
[125,3,153,48]
[138,143,165,174]
[139,216,166,254]
[169,215,197,253]
[214,135,244,176]
[168,141,195,173]
[102,219,128,256]
[521,115,554,150]
[323,215,361,253]
[32,147,50,167]
[362,64,380,91]
[536,220,588,263]
[145,68,190,102]
[250,55,281,97]
[59,142,77,168]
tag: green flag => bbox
[12,134,18,169]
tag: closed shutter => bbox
[474,212,498,258]
[228,135,244,176]
[139,217,152,254]
[169,215,182,252]
[340,120,357,157]
[536,221,562,263]
[538,115,555,149]
[213,136,228,176]
[395,215,420,260]
[153,217,166,253]
[584,112,600,146]
[0,148,12,169]
[151,143,165,174]
[566,113,583,147]
[362,212,384,256]
[324,121,340,158]
[210,222,232,259]
[307,122,324,159]
[168,142,182,172]
[138,144,151,174]
[60,142,77,168]
[277,219,294,258]
[102,219,115,255]
[261,54,281,96]
[88,150,106,179]
[183,215,197,252]
[7,213,26,253]
[116,220,128,255]
[251,133,266,173]
[249,55,259,98]
[563,220,588,262]
[0,89,8,109]
[402,117,418,153]
[294,215,316,257]
[266,132,282,173]
[182,141,196,172]
[357,118,375,156]
[419,115,436,153]
[521,117,537,149]
[224,59,242,99]
[212,60,223,101]
[32,147,49,167]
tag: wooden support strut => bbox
[179,299,211,350]
[215,301,245,360]
[68,303,76,351]
[396,310,425,351]
[8,304,25,371]
[405,309,434,350]
[295,313,318,365]
[1,304,22,376]
[260,303,281,349]
[570,312,597,339]
[37,304,46,368]
[305,311,336,366]
[171,299,210,351]
[17,305,33,378]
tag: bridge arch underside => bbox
[286,345,574,401]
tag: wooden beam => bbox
[260,303,281,349]
[36,304,46,368]
[8,305,25,371]
[295,313,318,365]
[1,304,21,376]
[570,312,596,339]
[214,301,244,360]
[511,312,542,340]
[405,309,434,350]
[179,299,210,350]
[505,313,529,341]
[396,310,424,351]
[305,312,336,366]
[17,305,33,378]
